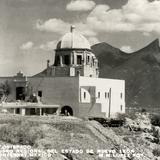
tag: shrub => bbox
[151,114,160,127]
[0,120,44,146]
[0,80,10,96]
[62,153,73,160]
[141,108,147,113]
[152,127,159,138]
[116,113,126,121]
[153,148,160,157]
[152,126,160,144]
[124,112,137,120]
[123,137,131,143]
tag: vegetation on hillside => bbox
[0,113,159,160]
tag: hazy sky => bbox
[0,0,160,76]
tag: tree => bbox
[0,81,10,96]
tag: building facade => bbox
[0,26,125,118]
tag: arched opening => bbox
[61,106,73,116]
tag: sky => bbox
[0,0,160,76]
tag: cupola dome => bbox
[56,26,91,50]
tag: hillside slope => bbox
[92,39,160,110]
[0,114,158,160]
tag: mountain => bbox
[92,39,160,111]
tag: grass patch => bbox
[0,120,44,146]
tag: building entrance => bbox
[16,87,25,100]
[61,106,73,116]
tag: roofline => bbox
[55,48,92,52]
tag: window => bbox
[87,55,90,63]
[16,108,20,114]
[84,92,86,99]
[120,93,123,99]
[105,92,107,98]
[93,59,95,66]
[98,92,100,98]
[77,55,82,65]
[64,55,70,65]
[120,105,123,111]
[38,91,42,97]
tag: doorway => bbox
[16,87,25,100]
[77,55,82,65]
[61,106,73,116]
[64,55,70,65]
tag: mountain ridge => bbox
[92,38,160,110]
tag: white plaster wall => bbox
[79,76,125,118]
[80,88,91,103]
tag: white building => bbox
[0,26,125,118]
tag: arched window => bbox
[98,92,100,98]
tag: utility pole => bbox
[108,88,111,118]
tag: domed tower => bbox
[53,26,99,78]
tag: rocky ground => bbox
[0,113,159,160]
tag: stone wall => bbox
[28,77,80,116]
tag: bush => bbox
[62,153,73,160]
[123,112,137,120]
[151,114,160,127]
[152,127,159,138]
[141,108,147,113]
[152,126,160,144]
[153,148,160,157]
[116,113,126,121]
[0,120,44,146]
[123,137,131,143]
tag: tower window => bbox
[38,91,42,97]
[87,55,90,63]
[84,92,86,99]
[64,55,70,65]
[120,93,123,99]
[77,55,82,65]
[105,92,107,98]
[98,92,100,98]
